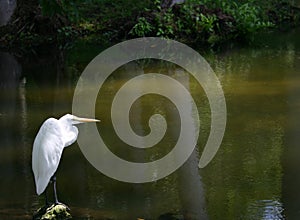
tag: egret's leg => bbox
[51,175,59,204]
[50,175,70,211]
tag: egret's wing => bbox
[32,118,65,195]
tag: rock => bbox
[33,203,72,220]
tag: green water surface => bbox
[1,28,300,219]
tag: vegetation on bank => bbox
[0,0,299,49]
[130,0,294,45]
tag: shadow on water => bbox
[1,28,300,219]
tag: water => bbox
[1,28,300,219]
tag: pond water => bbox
[1,28,300,219]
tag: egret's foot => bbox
[54,201,70,211]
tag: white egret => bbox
[32,114,100,204]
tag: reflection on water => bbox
[1,29,300,219]
[247,200,284,219]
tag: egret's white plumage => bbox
[32,114,99,197]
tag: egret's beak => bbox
[73,116,100,123]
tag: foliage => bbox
[129,0,296,45]
[1,0,299,49]
[231,3,274,35]
[57,26,78,39]
[130,17,154,36]
[39,0,80,22]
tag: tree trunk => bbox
[0,0,39,38]
[0,0,17,26]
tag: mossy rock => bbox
[33,203,72,220]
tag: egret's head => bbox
[60,114,100,125]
